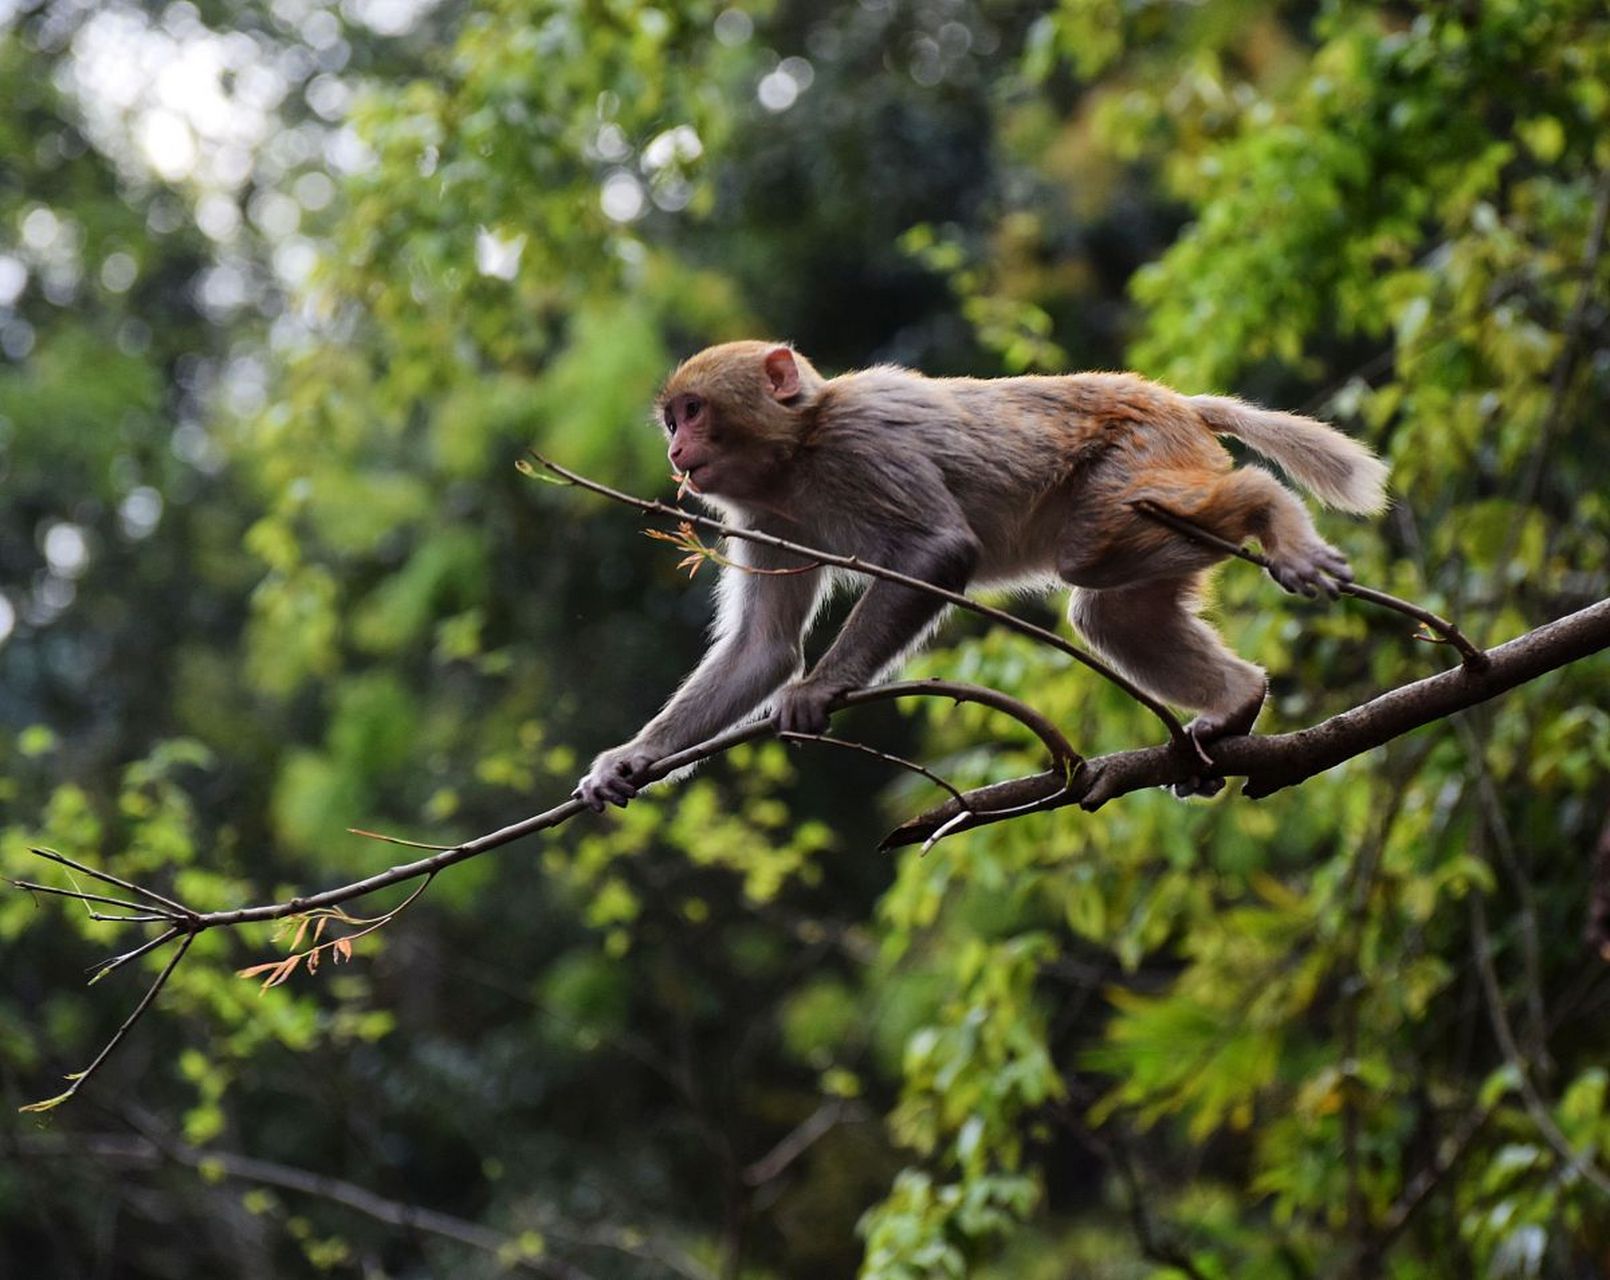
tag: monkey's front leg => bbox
[776,534,979,736]
[576,632,804,811]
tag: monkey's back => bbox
[804,366,1230,588]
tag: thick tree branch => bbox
[882,597,1610,847]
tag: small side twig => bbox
[1130,499,1490,671]
[88,926,183,985]
[347,827,455,851]
[777,731,972,806]
[8,879,183,920]
[28,846,193,917]
[21,931,195,1113]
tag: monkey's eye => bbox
[662,406,676,434]
[683,396,703,419]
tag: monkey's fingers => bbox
[575,776,634,811]
[1172,774,1226,799]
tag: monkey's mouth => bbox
[680,464,710,493]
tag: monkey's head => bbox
[656,341,823,505]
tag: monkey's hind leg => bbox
[1067,574,1268,759]
[1174,467,1354,599]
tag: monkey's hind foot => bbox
[1172,683,1266,798]
[1266,541,1353,599]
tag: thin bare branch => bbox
[88,927,183,985]
[1130,499,1489,670]
[777,731,971,805]
[742,1099,869,1187]
[8,879,183,919]
[21,932,194,1113]
[121,679,1074,933]
[29,846,192,916]
[11,678,1076,1107]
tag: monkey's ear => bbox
[763,346,801,400]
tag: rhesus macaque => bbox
[575,341,1387,810]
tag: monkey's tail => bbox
[1190,394,1389,514]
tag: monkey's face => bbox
[662,391,717,489]
[658,343,812,505]
[660,391,781,502]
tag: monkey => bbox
[574,340,1387,811]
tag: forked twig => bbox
[89,927,183,985]
[780,681,1086,853]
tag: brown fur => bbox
[576,343,1387,809]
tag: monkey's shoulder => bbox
[817,365,960,424]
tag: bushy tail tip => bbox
[1191,394,1388,514]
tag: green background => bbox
[2,1,1607,1275]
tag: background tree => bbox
[2,1,1607,1277]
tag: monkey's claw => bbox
[773,680,841,737]
[1267,542,1352,599]
[575,746,658,812]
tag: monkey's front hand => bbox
[773,679,847,737]
[574,743,660,812]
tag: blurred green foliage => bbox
[2,0,1607,1276]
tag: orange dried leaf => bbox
[261,954,301,990]
[335,937,354,962]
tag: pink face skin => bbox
[663,392,716,492]
[662,347,803,500]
